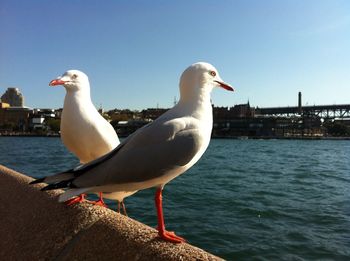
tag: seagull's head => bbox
[179,62,233,101]
[49,70,89,92]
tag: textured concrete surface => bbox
[0,165,223,261]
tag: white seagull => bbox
[37,62,234,243]
[39,70,122,207]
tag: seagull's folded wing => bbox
[71,117,203,188]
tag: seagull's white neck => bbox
[63,84,96,114]
[67,90,91,101]
[65,84,92,102]
[177,83,213,120]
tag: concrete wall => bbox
[0,165,223,260]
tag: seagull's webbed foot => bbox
[158,230,186,243]
[90,199,107,208]
[65,194,86,206]
[89,192,107,208]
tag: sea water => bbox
[1,137,349,260]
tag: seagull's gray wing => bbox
[72,117,203,188]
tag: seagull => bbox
[36,62,234,243]
[38,70,121,206]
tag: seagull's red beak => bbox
[214,80,234,91]
[49,79,66,86]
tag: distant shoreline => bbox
[1,133,349,140]
[213,136,350,140]
[0,133,60,138]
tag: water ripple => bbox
[1,137,350,260]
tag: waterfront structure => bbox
[114,119,151,137]
[0,106,62,133]
[33,108,56,119]
[212,115,323,138]
[250,93,350,137]
[108,109,140,122]
[0,102,10,109]
[213,102,255,120]
[1,88,25,107]
[0,90,348,136]
[30,109,56,130]
[255,93,350,120]
[256,104,350,119]
[107,102,327,138]
[0,106,32,131]
[141,108,168,120]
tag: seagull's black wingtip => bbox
[29,178,45,185]
[41,184,58,191]
[40,179,74,191]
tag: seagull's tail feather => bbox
[42,172,75,184]
[30,168,76,185]
[29,177,45,185]
[59,188,91,202]
[41,179,75,191]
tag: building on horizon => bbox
[1,87,25,107]
[0,101,10,109]
[0,107,32,132]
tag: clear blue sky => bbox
[1,0,349,110]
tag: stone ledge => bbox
[0,165,223,260]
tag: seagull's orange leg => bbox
[117,201,121,213]
[121,201,128,216]
[117,201,128,216]
[155,187,185,243]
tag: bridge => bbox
[256,104,350,119]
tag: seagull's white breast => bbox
[61,93,119,163]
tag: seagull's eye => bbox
[72,74,78,79]
[210,71,216,77]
